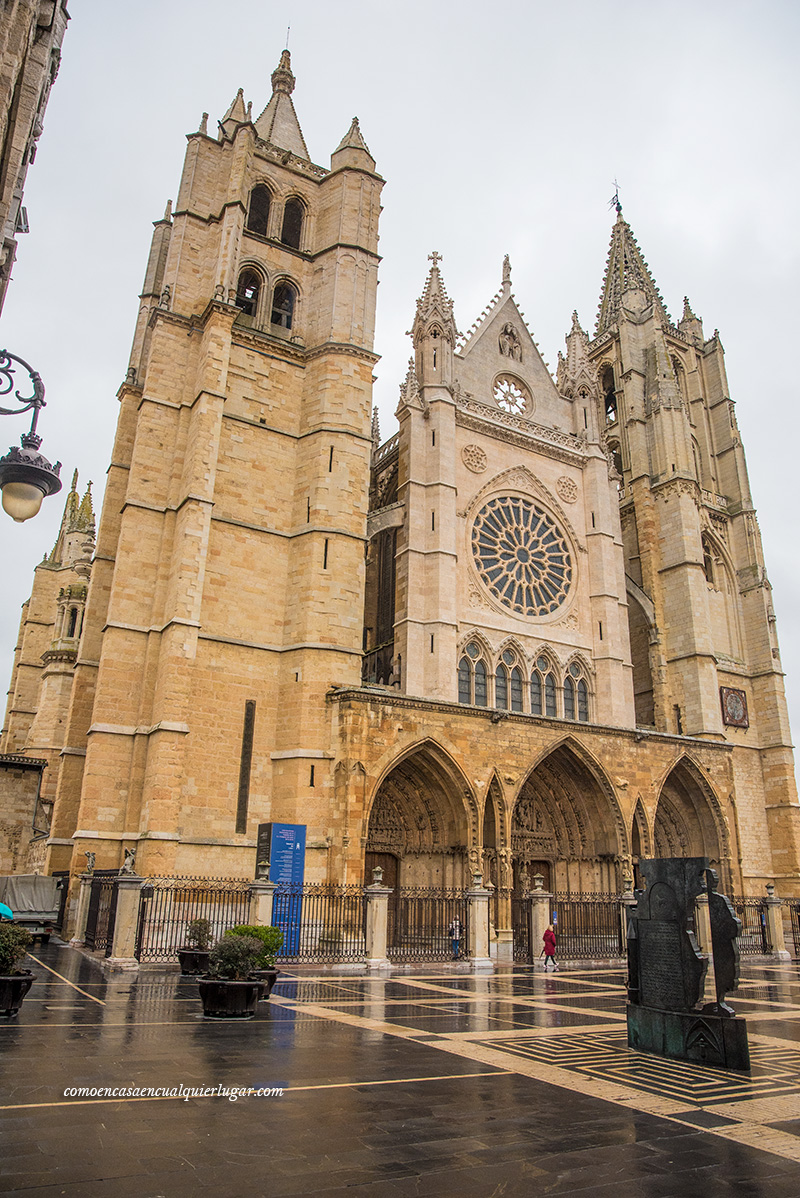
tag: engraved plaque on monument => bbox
[626,857,750,1072]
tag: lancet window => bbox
[281,198,304,249]
[246,184,271,238]
[271,281,296,329]
[457,641,489,707]
[563,660,590,722]
[235,268,261,318]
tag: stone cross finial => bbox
[428,250,442,269]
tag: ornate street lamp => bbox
[0,349,61,521]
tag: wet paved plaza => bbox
[2,944,800,1196]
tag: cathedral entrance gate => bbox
[365,743,473,889]
[509,743,625,958]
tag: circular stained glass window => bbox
[493,375,529,415]
[472,496,573,617]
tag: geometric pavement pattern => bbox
[476,1030,800,1106]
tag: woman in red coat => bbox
[542,924,558,971]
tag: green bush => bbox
[184,918,214,951]
[0,924,33,975]
[207,935,262,980]
[226,924,283,968]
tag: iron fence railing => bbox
[788,902,800,958]
[135,876,251,963]
[387,887,469,962]
[552,892,625,959]
[273,884,366,962]
[732,897,771,955]
[511,895,531,962]
[84,873,118,956]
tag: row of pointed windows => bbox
[235,269,296,330]
[246,185,304,250]
[457,644,590,722]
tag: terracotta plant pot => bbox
[197,977,260,1019]
[0,970,34,1016]
[177,948,211,976]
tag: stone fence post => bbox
[619,888,637,957]
[249,879,277,927]
[106,874,145,970]
[466,872,493,973]
[764,886,790,959]
[364,883,392,970]
[529,886,553,964]
[69,872,94,945]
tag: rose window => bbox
[492,375,529,415]
[471,496,572,616]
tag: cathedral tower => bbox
[45,53,383,879]
[578,206,800,888]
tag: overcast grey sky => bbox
[2,0,798,758]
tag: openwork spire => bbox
[410,251,457,345]
[595,210,670,336]
[46,473,95,566]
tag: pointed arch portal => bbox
[654,758,725,882]
[365,744,472,887]
[512,742,624,894]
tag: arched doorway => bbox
[654,758,726,883]
[364,743,473,888]
[512,741,625,895]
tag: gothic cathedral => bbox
[3,53,799,944]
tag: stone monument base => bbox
[627,1004,750,1072]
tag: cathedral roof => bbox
[253,51,310,160]
[595,208,671,336]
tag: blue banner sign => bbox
[267,823,306,887]
[258,823,306,954]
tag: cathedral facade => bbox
[3,52,799,941]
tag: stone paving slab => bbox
[1,945,799,1195]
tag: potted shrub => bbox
[198,935,262,1018]
[0,924,34,1017]
[226,924,283,998]
[177,917,214,975]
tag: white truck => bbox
[0,875,63,942]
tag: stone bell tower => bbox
[579,204,800,889]
[46,51,383,880]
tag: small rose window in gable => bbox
[492,375,530,416]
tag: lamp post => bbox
[0,349,61,521]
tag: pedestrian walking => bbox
[449,916,463,960]
[543,923,558,970]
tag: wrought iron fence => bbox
[135,876,251,963]
[553,892,625,959]
[732,897,771,955]
[511,895,531,962]
[788,902,800,958]
[273,884,366,962]
[387,887,469,962]
[84,872,118,956]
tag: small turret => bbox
[678,296,704,343]
[219,87,248,140]
[331,116,375,172]
[410,252,457,387]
